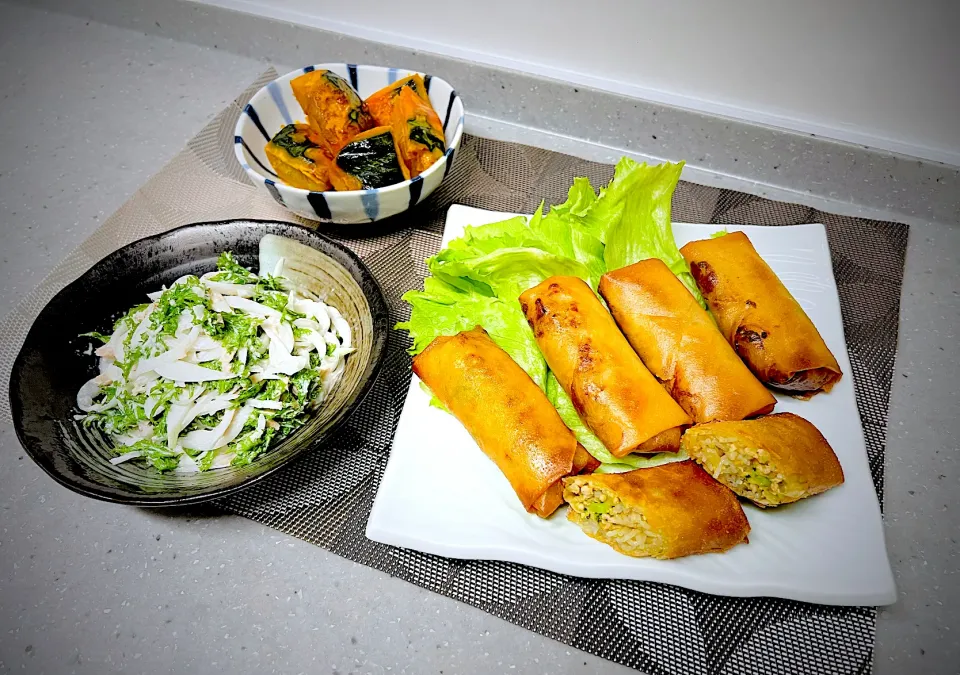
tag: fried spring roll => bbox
[519,276,691,457]
[598,258,776,423]
[563,460,750,559]
[412,327,594,518]
[680,412,845,507]
[680,231,842,396]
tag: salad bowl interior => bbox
[9,220,388,506]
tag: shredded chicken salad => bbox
[76,252,353,472]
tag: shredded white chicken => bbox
[76,252,353,472]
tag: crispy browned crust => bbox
[563,460,750,559]
[413,327,578,517]
[573,443,602,474]
[679,232,842,395]
[519,276,691,457]
[681,412,845,505]
[634,427,683,453]
[599,259,777,423]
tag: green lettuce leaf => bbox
[533,212,605,289]
[431,201,605,293]
[602,161,683,269]
[396,276,546,389]
[557,157,661,244]
[429,247,593,303]
[549,177,598,220]
[442,207,561,258]
[601,161,703,304]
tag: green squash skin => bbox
[336,131,407,188]
[321,71,368,125]
[408,120,445,153]
[270,124,319,162]
[391,77,422,98]
[323,71,364,106]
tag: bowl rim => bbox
[233,63,465,199]
[9,218,390,507]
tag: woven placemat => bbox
[0,70,908,675]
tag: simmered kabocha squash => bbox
[329,126,410,191]
[265,123,332,191]
[390,86,446,177]
[290,70,374,157]
[365,74,430,127]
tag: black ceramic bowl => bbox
[9,219,389,506]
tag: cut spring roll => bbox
[599,258,776,423]
[680,231,841,396]
[519,276,691,457]
[563,460,750,559]
[413,327,598,518]
[681,412,844,507]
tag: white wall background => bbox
[201,0,960,166]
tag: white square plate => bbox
[367,205,896,606]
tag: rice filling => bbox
[689,435,801,507]
[564,483,667,558]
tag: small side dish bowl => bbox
[9,220,389,506]
[234,64,465,224]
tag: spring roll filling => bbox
[564,483,666,558]
[690,436,799,506]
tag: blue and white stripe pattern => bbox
[233,63,465,224]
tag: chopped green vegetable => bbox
[211,251,256,284]
[586,500,612,516]
[197,449,218,472]
[150,277,205,336]
[290,368,318,404]
[208,313,261,352]
[126,440,180,472]
[256,273,286,293]
[79,331,111,344]
[231,426,275,467]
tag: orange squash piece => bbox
[264,123,332,191]
[390,86,446,177]
[290,70,374,157]
[365,73,430,127]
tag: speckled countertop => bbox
[0,2,957,674]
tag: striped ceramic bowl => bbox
[234,64,465,224]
